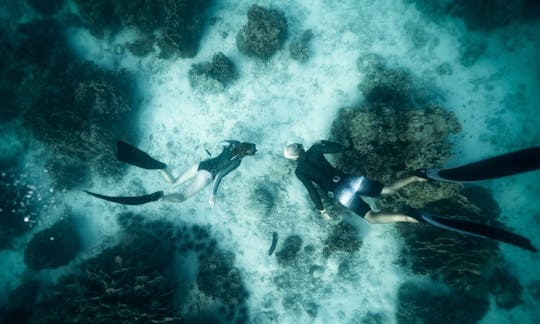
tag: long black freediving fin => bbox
[84,190,164,205]
[415,146,540,182]
[415,212,537,252]
[116,141,167,170]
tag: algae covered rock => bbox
[236,5,288,59]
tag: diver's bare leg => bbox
[381,176,426,195]
[364,210,419,224]
[161,163,199,187]
[162,170,212,203]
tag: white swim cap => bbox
[284,143,303,160]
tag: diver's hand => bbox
[208,195,215,208]
[319,209,332,221]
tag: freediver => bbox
[85,140,257,207]
[284,141,540,251]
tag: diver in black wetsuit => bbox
[284,141,539,251]
[85,140,256,207]
[161,140,257,207]
[284,140,425,223]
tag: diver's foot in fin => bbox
[116,141,167,170]
[85,190,164,205]
[413,169,432,181]
[416,211,537,252]
[415,146,540,182]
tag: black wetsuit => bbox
[295,140,384,217]
[198,140,245,196]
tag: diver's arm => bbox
[314,140,343,154]
[295,170,324,211]
[210,158,242,198]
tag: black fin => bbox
[116,141,167,170]
[268,232,278,256]
[418,146,540,182]
[420,212,537,252]
[85,190,164,205]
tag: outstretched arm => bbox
[295,170,324,211]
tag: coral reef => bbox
[395,185,524,307]
[73,0,212,57]
[236,5,288,59]
[117,213,251,322]
[322,221,362,258]
[159,0,212,58]
[407,0,539,30]
[333,54,460,184]
[356,53,435,107]
[6,19,140,188]
[188,52,238,92]
[72,0,120,38]
[24,215,81,270]
[26,0,65,16]
[275,235,303,266]
[28,227,179,322]
[332,57,522,311]
[0,18,141,189]
[289,29,313,63]
[332,104,460,182]
[396,281,489,324]
[21,60,138,188]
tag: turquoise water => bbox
[1,1,539,323]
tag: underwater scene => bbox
[1,0,540,323]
